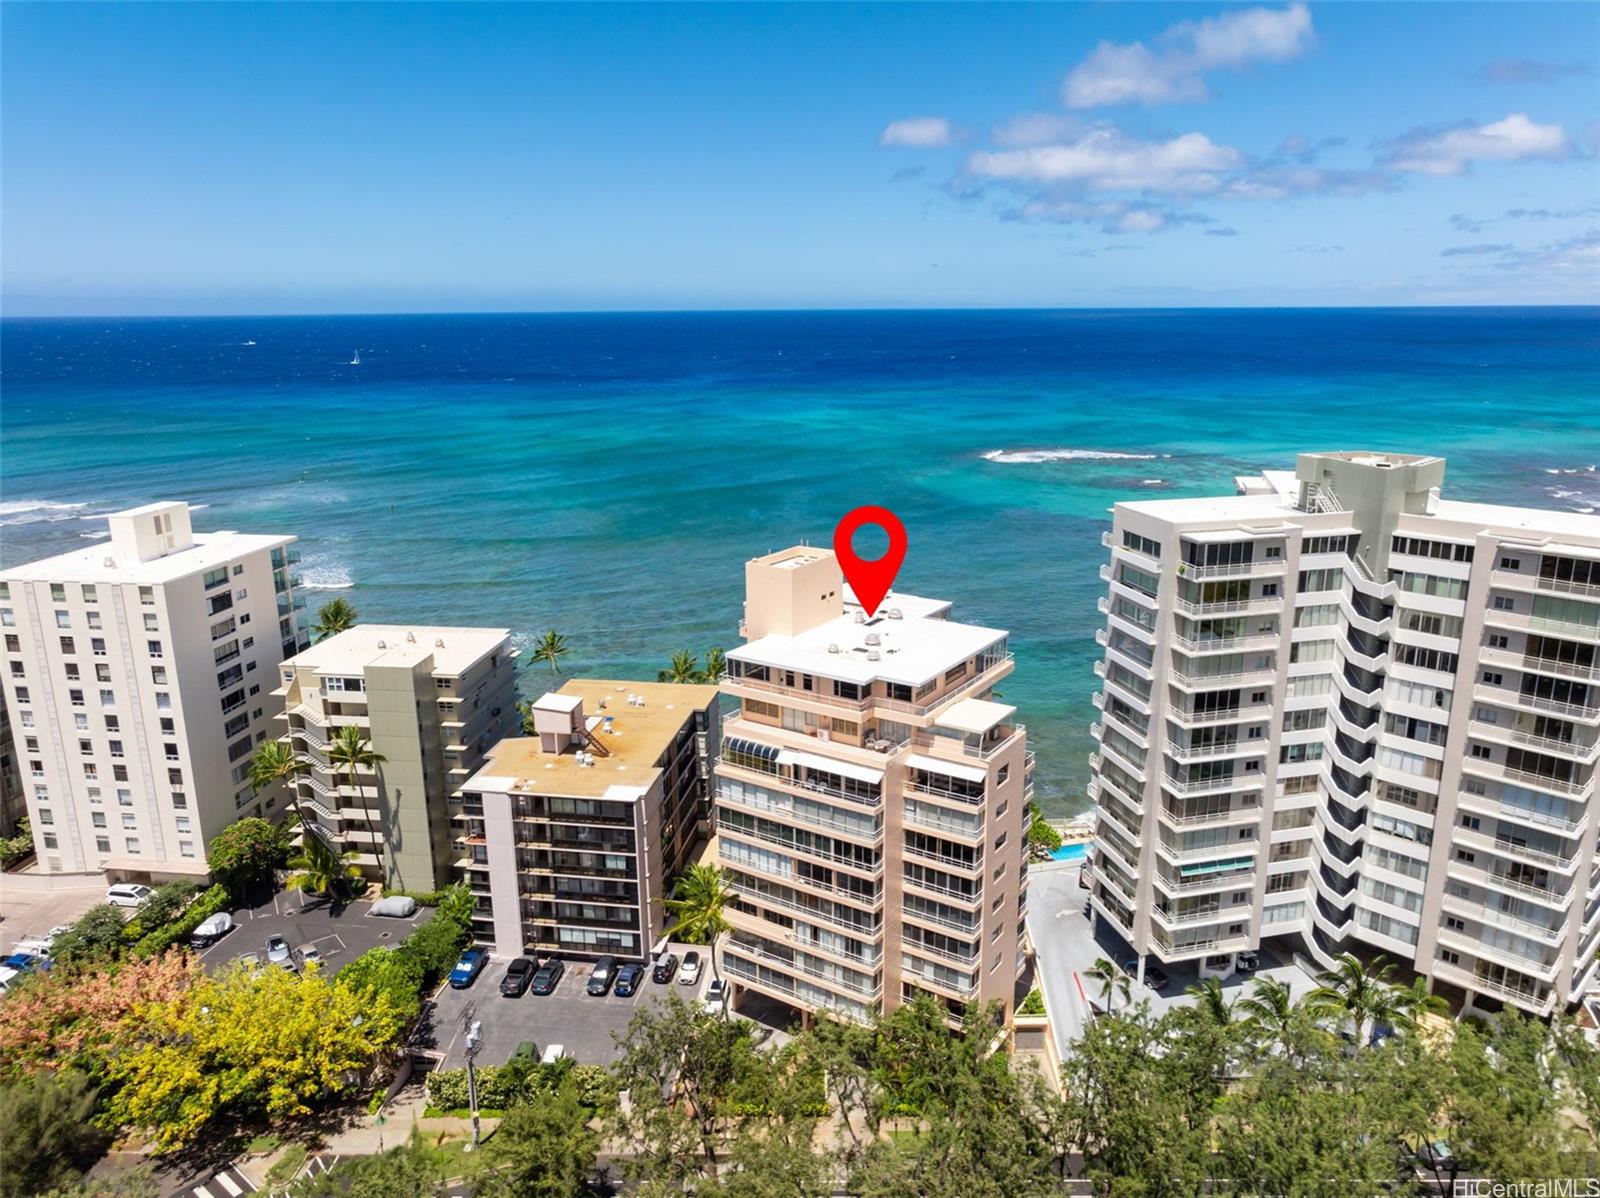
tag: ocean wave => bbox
[297,559,354,590]
[0,500,91,527]
[981,448,1164,465]
[1139,478,1168,487]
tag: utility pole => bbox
[463,1007,483,1152]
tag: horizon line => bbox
[4,301,1599,321]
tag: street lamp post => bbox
[464,1017,483,1152]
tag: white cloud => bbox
[1384,113,1572,175]
[879,117,954,148]
[1063,3,1314,108]
[990,112,1085,147]
[967,127,1243,194]
[1006,199,1212,234]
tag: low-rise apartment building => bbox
[275,625,520,891]
[0,501,306,879]
[460,679,720,959]
[1087,451,1600,1016]
[715,546,1032,1028]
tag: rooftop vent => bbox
[827,643,841,654]
[376,639,387,649]
[854,611,866,624]
[887,608,903,620]
[435,638,445,648]
[866,650,880,661]
[406,632,416,643]
[102,557,116,569]
[864,633,881,646]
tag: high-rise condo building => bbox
[275,625,520,891]
[460,680,720,959]
[1088,452,1599,1016]
[0,691,25,839]
[715,546,1031,1027]
[0,501,307,879]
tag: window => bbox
[50,584,65,602]
[1470,744,1491,759]
[121,812,137,829]
[1499,556,1521,570]
[95,836,111,854]
[109,739,124,757]
[59,636,75,655]
[124,838,141,855]
[139,586,154,605]
[179,841,195,858]
[1482,671,1503,686]
[0,610,12,627]
[143,614,159,632]
[202,567,229,589]
[1121,530,1161,559]
[80,584,97,603]
[55,610,71,628]
[92,812,106,828]
[1262,583,1279,597]
[117,789,132,806]
[1486,634,1509,649]
[147,640,163,658]
[37,808,52,825]
[95,664,111,682]
[1492,595,1515,612]
[151,666,167,685]
[42,833,58,850]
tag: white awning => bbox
[776,747,885,784]
[903,753,988,784]
[935,697,1015,735]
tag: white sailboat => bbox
[350,349,362,365]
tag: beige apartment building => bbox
[275,625,520,891]
[0,501,306,879]
[459,679,720,959]
[715,546,1031,1028]
[1087,451,1600,1016]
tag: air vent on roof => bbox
[406,632,416,643]
[376,640,387,649]
[103,557,116,569]
[887,608,903,619]
[864,633,881,646]
[827,643,840,653]
[854,611,866,624]
[867,650,880,661]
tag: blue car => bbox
[449,948,488,989]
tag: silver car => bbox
[265,934,294,969]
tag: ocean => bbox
[3,308,1598,816]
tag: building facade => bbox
[715,546,1031,1027]
[1087,452,1600,1016]
[275,625,520,891]
[0,501,307,880]
[460,679,720,959]
[0,690,25,839]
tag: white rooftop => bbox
[730,590,1006,687]
[935,697,1015,735]
[285,624,511,676]
[0,528,292,585]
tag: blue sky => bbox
[3,2,1596,314]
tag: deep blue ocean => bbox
[4,308,1598,815]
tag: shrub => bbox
[394,884,472,986]
[0,818,34,870]
[337,947,426,1022]
[119,882,200,944]
[425,1057,575,1111]
[131,884,230,958]
[1026,804,1062,852]
[1018,988,1046,1016]
[208,818,292,894]
[50,906,130,965]
[378,886,453,907]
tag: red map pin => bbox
[834,506,908,618]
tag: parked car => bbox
[1236,950,1260,972]
[265,934,293,968]
[236,951,264,974]
[540,1044,568,1065]
[106,883,154,909]
[531,958,564,995]
[190,912,235,947]
[614,962,645,997]
[679,950,702,986]
[370,894,418,918]
[586,955,618,996]
[511,1040,540,1063]
[14,925,74,957]
[0,953,48,991]
[297,943,323,970]
[449,948,488,989]
[651,951,679,984]
[501,957,536,997]
[703,977,728,1016]
[1121,958,1169,990]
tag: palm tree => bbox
[312,597,358,642]
[700,647,727,683]
[1185,975,1235,1027]
[1311,952,1401,1051]
[532,629,570,676]
[665,863,733,989]
[285,832,363,902]
[1394,976,1449,1027]
[1086,957,1131,1017]
[326,726,387,885]
[658,649,700,684]
[248,740,312,834]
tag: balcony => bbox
[902,841,983,874]
[1167,701,1274,730]
[1479,645,1600,683]
[1453,821,1582,872]
[1159,798,1261,828]
[1164,737,1267,763]
[1162,770,1265,797]
[1177,558,1287,581]
[1460,757,1593,800]
[724,941,882,999]
[902,806,983,842]
[1171,632,1280,655]
[1492,568,1600,601]
[1473,684,1600,724]
[1172,595,1282,618]
[1170,664,1277,692]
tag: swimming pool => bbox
[1050,842,1091,862]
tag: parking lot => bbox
[421,945,713,1068]
[195,887,432,977]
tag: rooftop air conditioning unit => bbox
[867,650,880,661]
[887,608,903,619]
[854,611,866,624]
[376,640,387,649]
[436,638,445,647]
[103,557,116,569]
[827,643,841,654]
[406,632,416,643]
[864,633,881,646]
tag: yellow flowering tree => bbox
[102,961,403,1150]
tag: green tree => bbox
[1025,803,1062,852]
[118,881,198,941]
[1184,975,1235,1028]
[0,817,34,868]
[0,1070,111,1198]
[326,726,387,884]
[248,740,313,834]
[700,647,727,683]
[311,596,358,641]
[287,1130,437,1198]
[336,946,426,1023]
[1235,975,1332,1061]
[285,832,364,902]
[1310,952,1401,1051]
[658,649,700,684]
[207,817,293,895]
[664,864,733,985]
[476,1079,603,1198]
[531,629,570,676]
[1084,957,1130,1017]
[49,905,129,965]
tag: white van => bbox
[106,883,154,908]
[540,1044,568,1065]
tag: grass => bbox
[264,1143,309,1188]
[244,1132,282,1155]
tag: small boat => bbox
[350,349,362,365]
[243,340,256,347]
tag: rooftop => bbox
[0,523,293,586]
[731,589,1006,687]
[466,678,719,800]
[285,625,512,676]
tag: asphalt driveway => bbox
[194,887,431,977]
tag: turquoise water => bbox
[1049,843,1090,863]
[3,309,1597,816]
